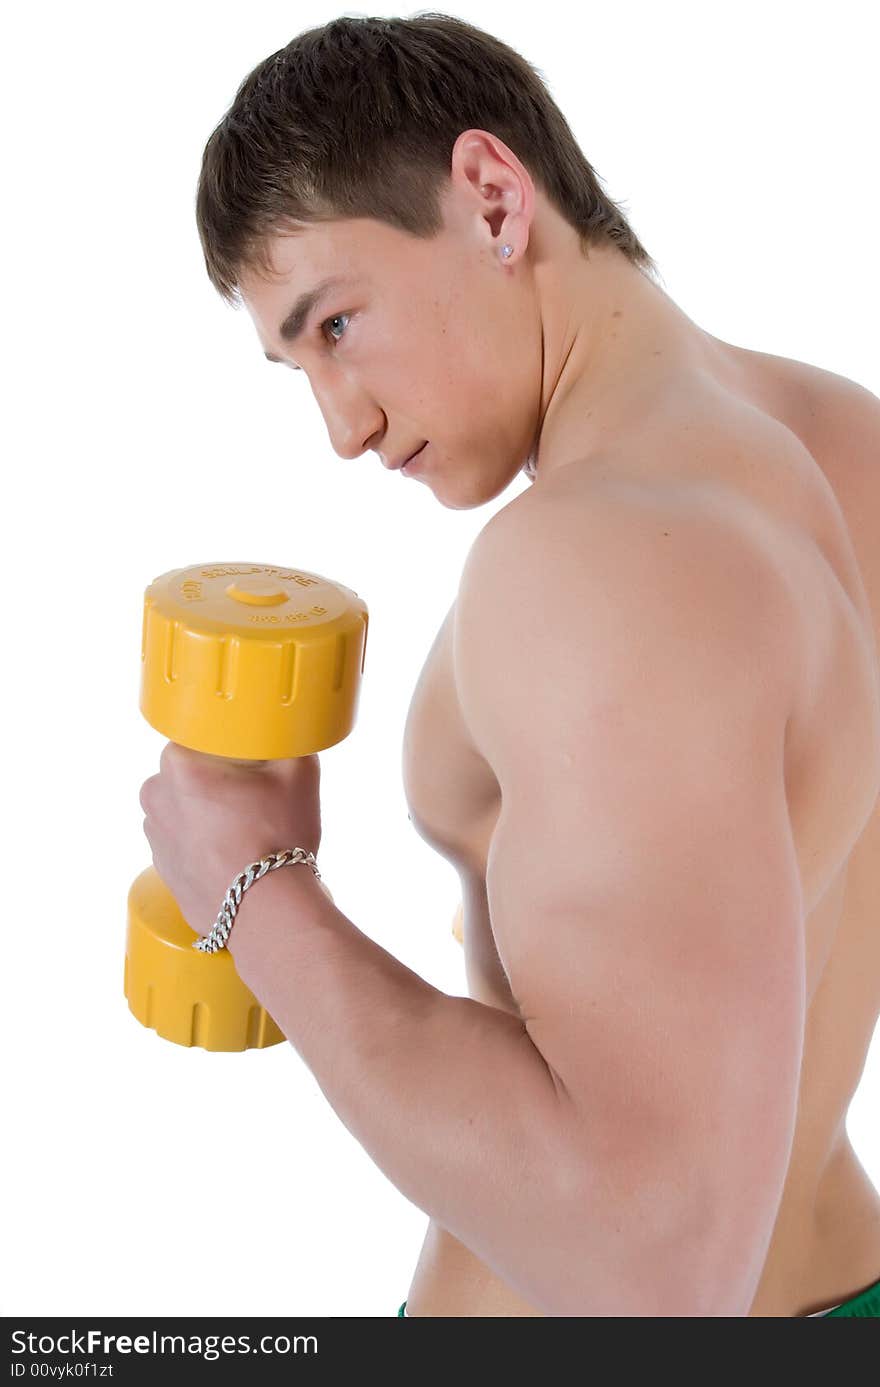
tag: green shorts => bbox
[396,1271,880,1317]
[806,1271,880,1317]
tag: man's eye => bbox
[274,313,351,370]
[322,312,350,346]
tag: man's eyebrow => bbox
[263,274,352,362]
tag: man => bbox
[146,15,880,1315]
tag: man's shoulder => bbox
[468,463,794,602]
[457,465,805,728]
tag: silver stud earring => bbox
[501,243,513,260]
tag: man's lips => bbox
[401,442,428,471]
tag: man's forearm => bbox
[227,864,588,1315]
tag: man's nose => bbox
[313,379,384,462]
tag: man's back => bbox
[401,347,880,1316]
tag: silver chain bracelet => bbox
[193,848,322,954]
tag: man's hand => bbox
[139,744,322,939]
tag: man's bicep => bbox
[454,491,806,1246]
[484,728,805,1174]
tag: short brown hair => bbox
[196,12,659,306]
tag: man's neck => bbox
[524,236,731,484]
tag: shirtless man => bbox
[195,18,880,1316]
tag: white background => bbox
[2,0,877,1318]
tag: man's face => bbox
[238,195,543,508]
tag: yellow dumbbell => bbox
[125,561,368,1052]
